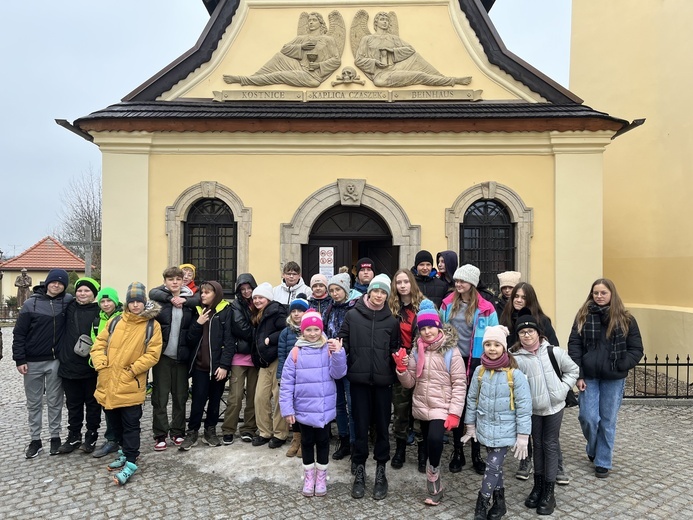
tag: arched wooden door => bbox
[302,206,399,280]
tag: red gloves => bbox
[444,414,460,431]
[392,347,408,372]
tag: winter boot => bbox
[449,442,465,473]
[332,436,351,460]
[57,432,82,454]
[424,464,443,506]
[202,427,222,447]
[107,450,127,471]
[81,430,98,454]
[315,463,328,497]
[473,492,491,520]
[471,440,485,475]
[113,461,138,485]
[391,438,407,469]
[287,432,302,457]
[537,481,556,515]
[417,441,427,473]
[525,474,545,508]
[351,463,366,499]
[516,456,532,480]
[179,430,199,451]
[373,462,388,500]
[487,487,507,520]
[302,463,316,497]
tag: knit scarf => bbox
[521,336,541,355]
[415,331,445,378]
[585,302,627,369]
[481,351,510,370]
[364,294,384,311]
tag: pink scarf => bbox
[522,336,541,355]
[363,294,384,311]
[481,351,511,370]
[415,331,445,378]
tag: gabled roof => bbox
[123,0,579,105]
[0,236,86,271]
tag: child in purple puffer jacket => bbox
[279,311,347,498]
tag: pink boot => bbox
[302,464,316,497]
[315,463,328,496]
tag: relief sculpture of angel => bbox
[224,11,345,88]
[351,10,472,88]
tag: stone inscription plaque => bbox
[213,89,483,102]
[392,89,483,101]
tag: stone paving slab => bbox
[1,326,692,519]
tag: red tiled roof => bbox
[0,236,86,271]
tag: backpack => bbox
[290,345,331,364]
[547,347,579,408]
[476,366,516,411]
[411,348,455,374]
[106,315,155,354]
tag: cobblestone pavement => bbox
[2,326,692,519]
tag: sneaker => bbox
[179,431,198,451]
[240,433,253,443]
[202,427,222,447]
[113,461,138,485]
[81,430,98,454]
[268,436,286,449]
[154,437,168,451]
[49,437,61,456]
[146,382,153,396]
[58,432,82,454]
[252,435,271,446]
[223,434,235,445]
[595,466,610,478]
[107,450,127,471]
[92,440,120,458]
[556,463,570,485]
[25,440,43,459]
[171,435,184,447]
[515,457,532,480]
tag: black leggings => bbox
[420,419,446,468]
[299,423,330,465]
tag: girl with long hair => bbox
[500,283,559,347]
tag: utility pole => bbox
[64,223,98,278]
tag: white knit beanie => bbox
[368,273,392,296]
[328,273,351,294]
[252,282,274,301]
[453,264,480,287]
[497,271,521,289]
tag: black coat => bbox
[58,300,100,379]
[251,301,287,368]
[153,290,196,363]
[229,273,257,357]
[338,297,400,387]
[186,302,235,374]
[411,268,449,309]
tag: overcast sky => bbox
[0,0,571,261]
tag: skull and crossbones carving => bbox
[332,67,366,86]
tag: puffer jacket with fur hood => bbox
[397,325,467,422]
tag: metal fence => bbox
[625,355,693,399]
[0,305,18,321]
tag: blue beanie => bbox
[45,269,69,288]
[290,294,310,312]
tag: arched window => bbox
[183,198,237,296]
[460,199,514,292]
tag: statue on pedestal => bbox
[15,268,32,307]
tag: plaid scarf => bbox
[585,302,627,370]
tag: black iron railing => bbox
[624,355,693,399]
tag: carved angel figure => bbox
[351,10,471,88]
[224,11,345,88]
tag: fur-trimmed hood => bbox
[412,323,459,356]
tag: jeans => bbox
[188,369,227,431]
[578,378,625,469]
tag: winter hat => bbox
[45,268,69,288]
[356,257,375,273]
[96,287,120,307]
[497,271,521,290]
[301,310,324,332]
[515,308,541,335]
[125,282,147,305]
[310,273,329,288]
[328,272,351,294]
[179,263,196,278]
[75,277,100,298]
[252,282,274,301]
[367,273,391,296]
[414,250,434,267]
[453,264,480,287]
[290,295,310,312]
[482,325,510,350]
[416,299,441,329]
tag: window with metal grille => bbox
[183,198,237,297]
[460,199,515,293]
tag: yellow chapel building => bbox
[68,0,640,346]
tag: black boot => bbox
[525,474,544,508]
[351,464,366,499]
[449,442,465,473]
[391,438,406,469]
[487,488,507,520]
[373,462,388,500]
[81,430,98,454]
[471,440,485,475]
[473,492,490,520]
[417,441,427,473]
[57,432,82,454]
[537,481,556,515]
[333,436,351,460]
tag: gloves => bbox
[443,414,460,431]
[460,424,477,444]
[512,434,529,460]
[392,347,408,372]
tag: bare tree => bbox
[55,167,102,274]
